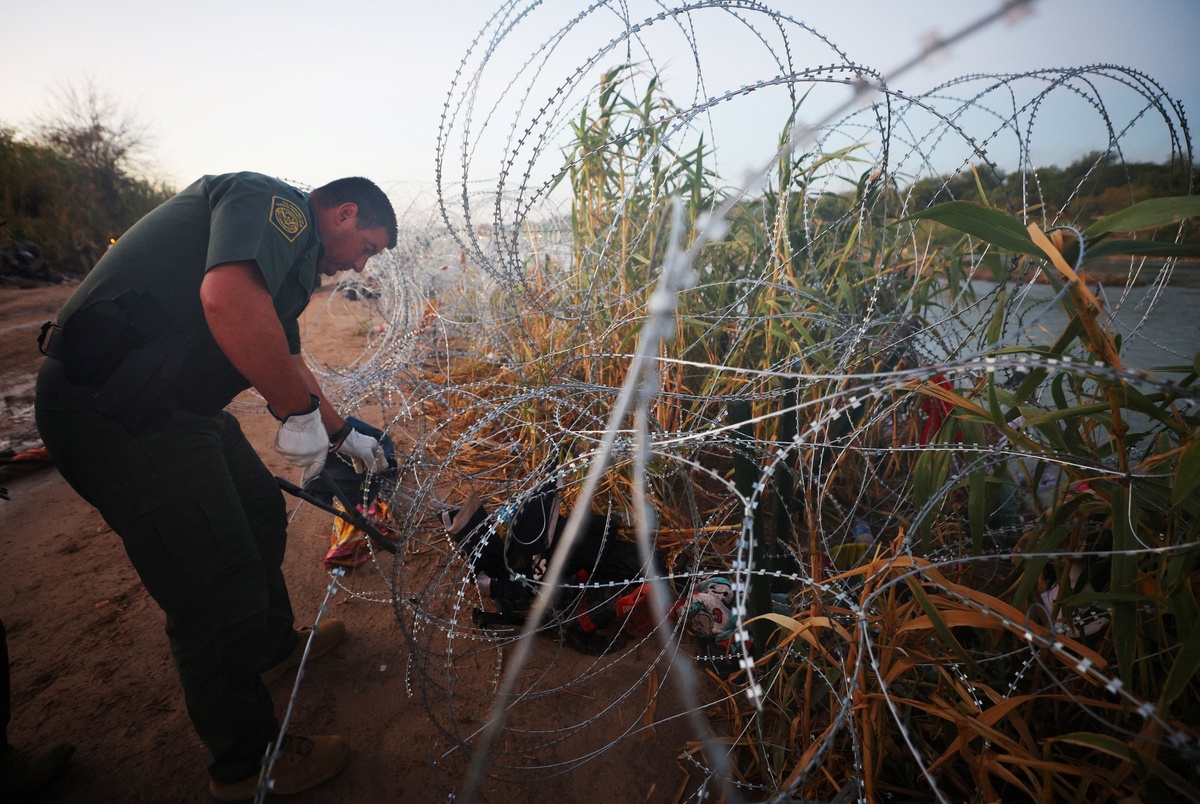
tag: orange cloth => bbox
[323,499,393,570]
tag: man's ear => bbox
[336,202,359,226]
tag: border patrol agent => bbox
[34,172,397,800]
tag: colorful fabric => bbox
[324,499,393,570]
[672,576,735,641]
[614,583,657,641]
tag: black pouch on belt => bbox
[59,290,187,432]
[58,295,143,386]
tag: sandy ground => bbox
[0,282,699,803]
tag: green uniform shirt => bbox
[58,172,321,414]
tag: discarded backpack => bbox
[442,474,660,653]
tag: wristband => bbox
[328,421,354,450]
[268,393,320,422]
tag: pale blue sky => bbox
[2,0,1196,204]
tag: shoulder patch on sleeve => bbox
[269,196,308,242]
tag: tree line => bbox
[1,82,175,277]
[907,151,1199,232]
[795,151,1199,262]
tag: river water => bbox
[932,275,1199,382]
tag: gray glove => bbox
[274,407,328,472]
[335,429,388,473]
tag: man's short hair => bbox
[310,177,398,249]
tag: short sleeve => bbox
[203,174,311,296]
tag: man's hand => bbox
[334,429,388,473]
[274,406,328,471]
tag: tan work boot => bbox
[261,619,345,685]
[209,734,349,801]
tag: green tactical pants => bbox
[35,358,299,784]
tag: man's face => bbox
[317,204,388,277]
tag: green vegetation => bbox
[907,153,1199,254]
[0,83,174,276]
[911,152,1197,213]
[457,66,1200,800]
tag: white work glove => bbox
[334,429,388,474]
[274,407,328,472]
